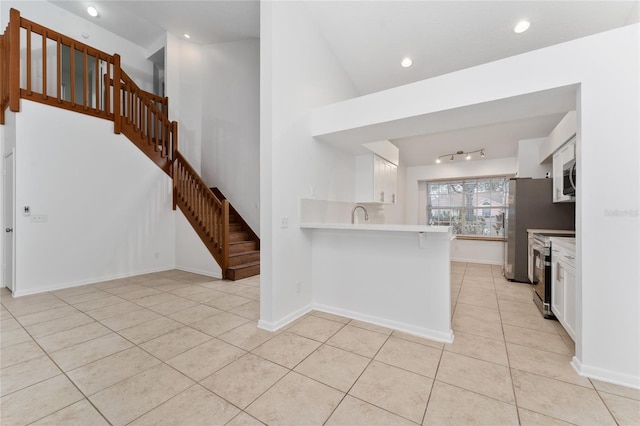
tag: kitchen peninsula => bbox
[301,222,454,343]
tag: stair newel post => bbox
[222,200,230,272]
[171,121,178,210]
[8,8,20,113]
[113,54,121,134]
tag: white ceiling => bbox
[46,0,639,166]
[49,1,260,46]
[306,1,639,95]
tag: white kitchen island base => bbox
[303,223,453,343]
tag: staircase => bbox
[212,188,261,280]
[0,8,259,281]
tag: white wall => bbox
[260,2,360,329]
[12,101,175,295]
[517,138,552,179]
[201,39,260,235]
[175,210,222,278]
[307,25,640,388]
[1,110,18,288]
[1,1,153,91]
[164,34,203,173]
[451,239,504,265]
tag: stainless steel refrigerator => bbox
[505,178,575,282]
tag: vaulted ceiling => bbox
[47,1,639,165]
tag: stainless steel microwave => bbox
[563,159,576,196]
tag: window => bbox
[426,177,508,237]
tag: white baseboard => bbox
[11,266,176,297]
[312,303,454,343]
[175,266,222,280]
[450,257,502,266]
[572,356,640,390]
[258,304,313,332]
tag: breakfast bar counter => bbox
[301,223,454,342]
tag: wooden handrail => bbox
[174,151,230,271]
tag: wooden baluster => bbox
[211,199,215,241]
[113,54,121,133]
[26,24,31,95]
[56,37,61,103]
[147,107,152,146]
[83,46,88,109]
[70,42,75,106]
[128,85,133,125]
[162,118,167,154]
[173,121,178,157]
[104,62,110,115]
[9,8,20,113]
[162,120,167,154]
[143,97,147,135]
[134,91,138,130]
[138,92,143,133]
[222,200,229,268]
[212,199,216,243]
[197,183,202,222]
[172,156,177,210]
[42,29,47,99]
[94,54,98,110]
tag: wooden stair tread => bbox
[225,261,260,280]
[226,261,260,270]
[229,250,260,258]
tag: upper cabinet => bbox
[553,137,576,203]
[355,154,398,204]
[355,140,399,204]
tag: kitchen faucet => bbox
[351,205,369,224]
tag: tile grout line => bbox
[492,269,524,426]
[2,293,115,426]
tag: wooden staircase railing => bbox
[0,8,255,279]
[1,9,117,123]
[174,151,230,272]
[117,69,176,175]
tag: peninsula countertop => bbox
[300,222,451,234]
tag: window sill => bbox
[455,235,506,242]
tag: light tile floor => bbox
[1,263,638,425]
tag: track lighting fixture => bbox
[435,149,486,164]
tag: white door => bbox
[3,152,14,292]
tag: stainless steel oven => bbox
[532,235,554,318]
[530,232,575,319]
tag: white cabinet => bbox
[551,238,577,341]
[355,154,398,204]
[553,137,576,203]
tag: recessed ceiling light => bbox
[87,6,98,18]
[183,33,191,39]
[514,20,530,34]
[401,57,413,68]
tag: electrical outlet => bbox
[281,217,289,228]
[31,215,48,223]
